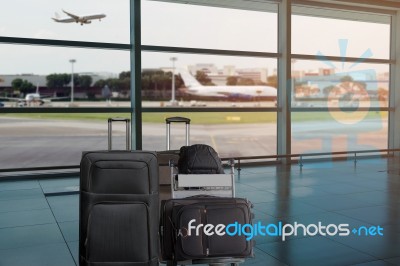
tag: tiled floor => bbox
[0,157,399,265]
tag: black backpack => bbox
[178,144,225,174]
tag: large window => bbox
[291,111,388,154]
[291,60,389,108]
[292,14,390,59]
[141,52,277,106]
[0,44,130,108]
[0,0,130,43]
[0,113,130,169]
[142,0,278,52]
[291,6,391,154]
[142,112,277,157]
[0,2,130,170]
[0,0,397,171]
[141,1,279,158]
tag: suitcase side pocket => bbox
[89,160,150,194]
[85,202,151,263]
[206,203,251,257]
[174,202,252,260]
[176,206,205,259]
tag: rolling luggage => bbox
[160,196,253,263]
[79,118,159,266]
[160,143,253,265]
[158,117,190,185]
[158,117,191,203]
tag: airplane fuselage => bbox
[25,93,41,101]
[177,69,277,101]
[184,85,277,100]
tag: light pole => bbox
[170,57,177,105]
[69,59,76,103]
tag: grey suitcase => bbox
[79,118,159,266]
[158,117,190,202]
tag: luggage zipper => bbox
[202,208,209,257]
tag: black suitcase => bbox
[160,196,253,263]
[79,118,159,266]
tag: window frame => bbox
[0,0,398,171]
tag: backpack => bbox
[178,144,225,174]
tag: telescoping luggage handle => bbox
[166,117,190,150]
[108,118,130,151]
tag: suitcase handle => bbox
[108,118,130,151]
[166,117,191,124]
[166,117,190,150]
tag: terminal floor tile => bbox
[0,157,399,266]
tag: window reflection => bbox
[291,61,389,108]
[291,111,388,154]
[292,13,390,59]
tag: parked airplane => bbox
[0,94,45,107]
[178,70,277,101]
[0,86,67,107]
[52,10,106,25]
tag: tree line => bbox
[8,74,93,96]
[3,70,278,99]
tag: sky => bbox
[0,0,392,76]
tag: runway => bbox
[0,116,387,169]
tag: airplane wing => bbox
[46,96,70,101]
[0,96,22,102]
[62,10,80,20]
[52,17,76,23]
[184,88,227,98]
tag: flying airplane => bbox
[52,10,106,25]
[178,69,277,101]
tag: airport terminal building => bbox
[0,0,400,265]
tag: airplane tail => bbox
[54,12,60,19]
[176,69,202,88]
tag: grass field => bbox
[0,111,387,124]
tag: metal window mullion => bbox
[388,12,400,153]
[131,0,142,150]
[0,107,130,113]
[291,54,393,64]
[277,0,292,163]
[291,107,392,112]
[142,45,280,58]
[292,0,396,16]
[142,107,279,112]
[0,36,130,50]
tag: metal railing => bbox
[221,148,400,176]
[1,148,399,175]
